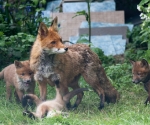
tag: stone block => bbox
[63,1,115,12]
[69,35,126,56]
[51,11,124,40]
[79,26,128,42]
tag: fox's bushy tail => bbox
[63,88,89,104]
[22,94,42,108]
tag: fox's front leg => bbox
[16,89,24,102]
[145,95,150,105]
[144,80,150,105]
[38,80,47,101]
[58,84,71,109]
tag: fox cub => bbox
[130,59,150,105]
[22,78,88,119]
[0,60,35,102]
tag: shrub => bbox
[0,33,35,68]
[0,0,51,68]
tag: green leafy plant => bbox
[125,25,147,61]
[73,0,92,47]
[0,0,53,68]
[138,0,150,39]
[123,0,150,62]
[0,33,35,68]
[72,1,115,66]
[0,0,48,36]
[105,63,132,91]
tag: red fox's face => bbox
[38,17,68,55]
[15,60,34,86]
[130,59,150,84]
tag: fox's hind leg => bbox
[82,71,105,110]
[58,84,71,109]
[69,75,84,109]
[6,83,12,101]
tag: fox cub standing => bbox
[0,60,35,102]
[22,78,88,119]
[130,59,150,105]
[29,16,120,110]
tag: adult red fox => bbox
[0,60,35,102]
[130,59,150,105]
[29,17,120,109]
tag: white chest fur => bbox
[34,52,60,82]
[16,75,29,91]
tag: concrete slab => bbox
[79,26,128,42]
[63,1,115,12]
[51,11,125,40]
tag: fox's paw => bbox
[98,103,104,110]
[23,110,30,116]
[66,102,72,110]
[144,97,150,106]
[71,104,78,111]
[144,100,149,106]
[23,110,35,119]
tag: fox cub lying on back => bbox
[22,78,88,119]
[130,59,150,105]
[0,60,35,102]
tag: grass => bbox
[0,63,149,125]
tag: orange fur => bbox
[22,87,88,119]
[0,60,35,102]
[30,17,120,109]
[130,59,150,105]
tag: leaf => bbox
[139,0,149,6]
[72,10,88,18]
[12,51,21,57]
[0,40,5,47]
[31,0,39,6]
[77,38,89,44]
[148,41,150,50]
[0,32,4,36]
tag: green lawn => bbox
[0,63,149,125]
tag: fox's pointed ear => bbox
[50,16,58,32]
[38,22,48,40]
[129,60,135,66]
[14,60,23,68]
[141,59,149,68]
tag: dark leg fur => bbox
[144,96,150,105]
[68,75,83,110]
[66,102,72,109]
[98,94,105,110]
[71,92,84,110]
[22,94,33,108]
[23,110,35,119]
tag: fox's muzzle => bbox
[132,79,140,84]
